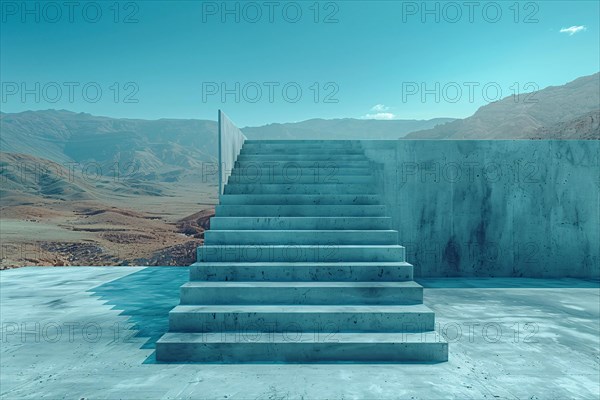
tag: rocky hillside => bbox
[405,73,600,139]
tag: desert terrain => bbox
[0,151,216,268]
[0,191,215,269]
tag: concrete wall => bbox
[361,140,600,278]
[218,110,246,194]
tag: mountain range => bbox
[0,110,218,181]
[0,111,456,172]
[243,118,455,139]
[404,72,599,140]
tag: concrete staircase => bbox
[156,140,448,362]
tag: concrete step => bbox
[224,183,376,195]
[219,194,382,205]
[237,154,369,162]
[190,261,414,282]
[227,174,372,184]
[168,304,435,333]
[244,140,359,146]
[215,205,386,217]
[244,140,362,149]
[231,167,373,177]
[210,217,391,230]
[239,145,364,152]
[240,148,365,155]
[204,230,398,245]
[235,160,371,169]
[180,281,423,305]
[155,331,448,363]
[197,245,405,263]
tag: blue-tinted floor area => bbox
[86,267,599,352]
[1,267,598,399]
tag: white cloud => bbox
[560,25,586,36]
[370,104,390,112]
[362,112,396,120]
[363,104,396,119]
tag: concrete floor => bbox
[0,267,598,399]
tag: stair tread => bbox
[228,174,374,177]
[182,281,421,288]
[158,331,446,344]
[171,304,432,313]
[191,261,412,267]
[201,245,404,248]
[217,205,384,207]
[207,230,398,233]
[212,217,388,220]
[226,182,374,185]
[220,195,379,198]
[235,158,370,162]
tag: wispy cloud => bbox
[560,25,586,36]
[362,112,396,120]
[370,104,390,112]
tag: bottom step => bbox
[156,332,448,363]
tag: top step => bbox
[244,140,360,145]
[240,148,366,155]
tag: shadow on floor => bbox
[87,267,188,354]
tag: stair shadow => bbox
[87,267,188,360]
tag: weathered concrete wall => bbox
[361,140,600,278]
[219,110,247,194]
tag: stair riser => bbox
[237,155,368,162]
[242,144,357,149]
[240,148,365,155]
[243,144,359,150]
[156,341,448,363]
[190,264,413,282]
[210,217,391,230]
[198,246,405,263]
[224,185,377,195]
[242,143,357,147]
[169,312,435,333]
[231,168,374,178]
[204,231,398,245]
[227,175,372,184]
[216,205,386,217]
[219,195,381,206]
[235,161,371,169]
[244,140,359,144]
[180,286,423,305]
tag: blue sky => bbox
[1,0,599,126]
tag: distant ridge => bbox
[404,72,600,140]
[0,110,456,181]
[0,110,219,178]
[242,117,456,140]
